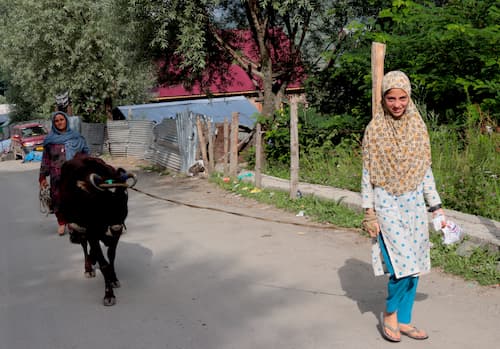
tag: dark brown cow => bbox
[59,154,137,306]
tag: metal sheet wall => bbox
[81,122,105,156]
[176,112,199,173]
[128,120,154,158]
[106,120,154,159]
[151,118,182,171]
[107,121,129,157]
[105,114,201,173]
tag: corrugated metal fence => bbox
[81,122,105,156]
[105,120,155,159]
[102,112,200,173]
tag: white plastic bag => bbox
[441,220,463,245]
[432,214,463,245]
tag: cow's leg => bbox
[81,240,96,278]
[87,238,116,306]
[68,224,95,278]
[106,225,123,288]
[106,240,121,288]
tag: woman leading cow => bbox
[39,111,89,235]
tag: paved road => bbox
[1,160,499,349]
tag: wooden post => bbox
[229,112,239,177]
[289,95,299,199]
[371,42,386,118]
[207,118,215,173]
[196,116,209,174]
[223,117,229,175]
[255,122,262,188]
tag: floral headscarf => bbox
[362,71,431,195]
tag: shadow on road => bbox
[338,258,429,320]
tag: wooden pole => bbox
[371,42,386,118]
[229,112,239,177]
[207,118,215,173]
[254,123,262,188]
[196,116,209,174]
[289,95,299,199]
[223,117,229,175]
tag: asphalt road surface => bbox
[1,159,499,349]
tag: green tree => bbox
[379,0,500,123]
[308,0,500,125]
[0,0,155,122]
[305,1,391,127]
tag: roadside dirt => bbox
[107,157,346,232]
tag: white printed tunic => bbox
[362,166,441,278]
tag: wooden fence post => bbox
[196,116,209,174]
[371,42,386,118]
[255,122,262,188]
[289,95,299,199]
[207,118,214,173]
[229,112,239,177]
[223,117,229,175]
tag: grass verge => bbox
[211,173,363,229]
[430,234,500,286]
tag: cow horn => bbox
[89,173,106,191]
[127,172,137,188]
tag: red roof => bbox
[152,29,305,101]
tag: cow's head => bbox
[89,168,137,192]
[82,166,137,230]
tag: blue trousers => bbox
[378,234,419,324]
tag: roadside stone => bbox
[481,241,500,255]
[456,240,481,257]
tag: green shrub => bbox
[430,106,499,220]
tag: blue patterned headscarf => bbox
[43,111,89,160]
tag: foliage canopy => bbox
[0,0,155,122]
[308,0,500,125]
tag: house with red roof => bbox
[150,29,305,113]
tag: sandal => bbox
[379,312,401,342]
[400,325,429,340]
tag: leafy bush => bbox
[264,105,365,166]
[430,106,499,219]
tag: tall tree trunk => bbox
[260,59,275,119]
